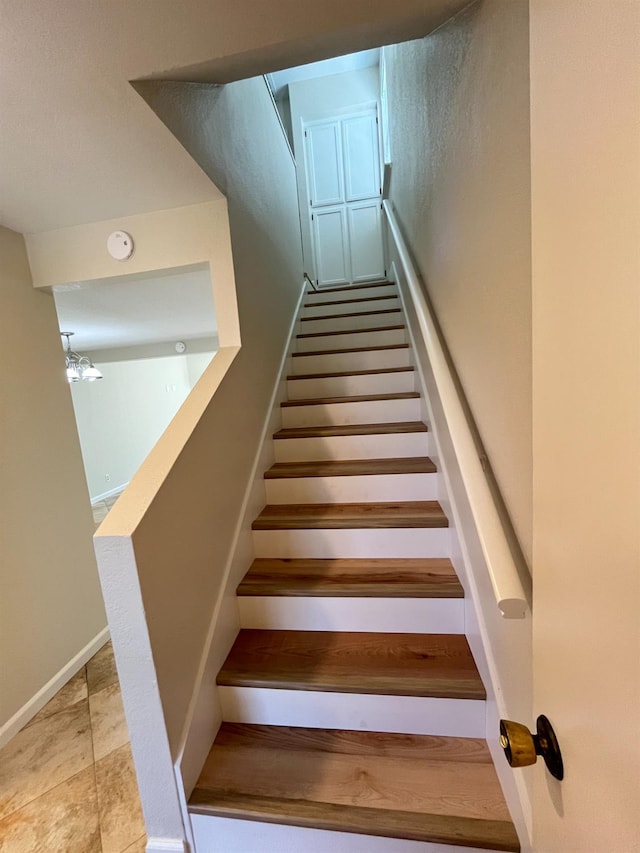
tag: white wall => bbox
[289,67,381,276]
[0,226,106,739]
[530,1,640,849]
[383,0,532,568]
[71,348,215,500]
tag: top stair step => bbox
[189,723,519,851]
[306,280,393,295]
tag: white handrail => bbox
[383,200,528,619]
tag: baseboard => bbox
[176,279,307,799]
[146,840,188,853]
[91,483,128,504]
[0,625,110,749]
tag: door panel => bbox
[304,110,384,286]
[312,207,350,287]
[348,201,385,282]
[306,123,344,207]
[343,114,381,202]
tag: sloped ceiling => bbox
[0,0,470,236]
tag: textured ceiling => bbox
[0,0,470,235]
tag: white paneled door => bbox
[304,110,385,287]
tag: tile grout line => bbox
[86,661,105,853]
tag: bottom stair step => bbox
[189,723,520,852]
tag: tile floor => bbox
[92,494,121,528]
[0,641,146,852]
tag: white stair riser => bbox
[191,814,503,853]
[287,370,415,400]
[252,527,451,559]
[296,327,406,353]
[305,284,397,303]
[265,472,438,504]
[302,296,401,318]
[299,311,403,335]
[219,687,485,738]
[291,347,411,375]
[281,397,421,428]
[273,431,431,463]
[237,597,464,634]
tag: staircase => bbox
[188,281,520,852]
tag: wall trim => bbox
[91,483,129,504]
[0,626,110,749]
[146,840,188,853]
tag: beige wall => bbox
[0,226,106,732]
[530,1,640,849]
[384,0,532,566]
[119,75,303,750]
[26,201,239,348]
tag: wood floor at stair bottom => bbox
[252,501,448,529]
[237,558,464,598]
[189,724,520,851]
[217,630,485,699]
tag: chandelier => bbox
[61,332,103,383]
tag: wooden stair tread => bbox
[190,791,519,851]
[252,501,448,529]
[305,281,392,295]
[297,324,404,340]
[300,308,402,323]
[287,366,414,381]
[303,294,399,309]
[237,558,464,598]
[274,421,428,439]
[281,391,419,408]
[292,343,409,358]
[265,457,436,479]
[217,631,485,699]
[189,724,519,850]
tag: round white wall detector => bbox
[107,231,134,261]
[175,341,186,353]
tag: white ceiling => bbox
[0,0,468,236]
[53,267,217,352]
[267,49,379,98]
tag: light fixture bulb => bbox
[82,365,103,381]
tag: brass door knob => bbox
[499,715,564,780]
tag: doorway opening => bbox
[52,263,219,526]
[266,48,390,288]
